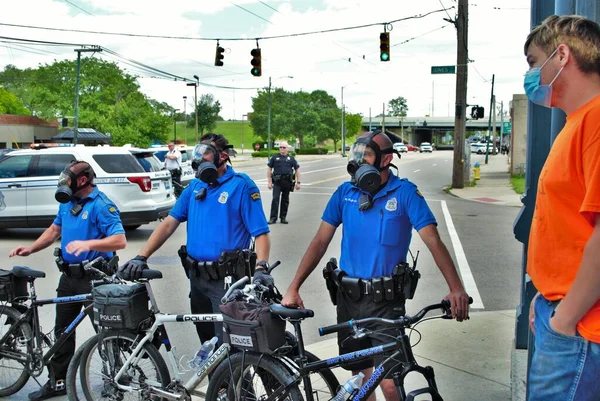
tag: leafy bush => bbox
[251,151,296,158]
[295,148,329,155]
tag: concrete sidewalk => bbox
[449,154,523,207]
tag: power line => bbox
[61,0,93,16]
[230,2,273,25]
[259,1,283,15]
[0,8,451,42]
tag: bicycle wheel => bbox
[0,305,32,396]
[79,330,170,401]
[67,335,99,401]
[205,351,303,401]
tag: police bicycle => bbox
[205,296,473,401]
[0,257,118,398]
[74,262,339,401]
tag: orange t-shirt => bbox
[528,94,600,343]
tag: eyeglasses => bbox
[279,146,287,149]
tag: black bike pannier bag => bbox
[219,301,286,354]
[0,270,28,302]
[93,284,149,330]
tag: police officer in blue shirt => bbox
[9,160,126,401]
[282,131,470,401]
[119,133,272,343]
[267,141,300,224]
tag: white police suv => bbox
[0,145,175,230]
[149,145,195,185]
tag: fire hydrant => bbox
[473,162,481,180]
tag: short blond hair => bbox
[524,15,600,75]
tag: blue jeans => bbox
[528,295,600,401]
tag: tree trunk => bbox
[298,135,304,149]
[333,140,338,153]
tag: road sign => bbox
[431,65,456,74]
[502,121,512,134]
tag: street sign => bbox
[502,121,512,134]
[431,65,456,74]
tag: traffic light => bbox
[214,44,224,67]
[470,106,484,119]
[251,48,262,77]
[380,32,390,62]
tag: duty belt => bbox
[55,259,103,279]
[331,269,401,304]
[184,256,220,281]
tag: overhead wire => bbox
[230,2,273,25]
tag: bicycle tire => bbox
[0,305,32,396]
[79,330,170,401]
[66,335,99,401]
[205,351,303,401]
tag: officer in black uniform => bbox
[9,161,126,401]
[267,141,301,224]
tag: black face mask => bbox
[55,164,93,204]
[347,162,381,194]
[192,143,224,186]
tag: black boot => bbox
[29,380,66,401]
[268,218,277,224]
[280,217,289,224]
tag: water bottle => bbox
[188,336,218,371]
[331,372,364,401]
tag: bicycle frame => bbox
[0,281,93,374]
[275,320,443,401]
[103,280,231,398]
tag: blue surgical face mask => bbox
[524,48,563,108]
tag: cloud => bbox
[0,0,531,124]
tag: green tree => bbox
[388,96,409,141]
[189,94,221,138]
[0,59,171,147]
[0,88,29,115]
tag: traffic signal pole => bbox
[485,74,495,164]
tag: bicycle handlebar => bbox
[221,276,249,303]
[318,297,473,336]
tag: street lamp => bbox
[183,96,187,145]
[267,75,294,157]
[341,82,357,157]
[242,114,248,155]
[186,75,199,142]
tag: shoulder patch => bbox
[415,190,424,198]
[108,206,117,213]
[250,192,261,201]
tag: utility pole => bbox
[485,74,496,164]
[73,46,101,145]
[492,95,497,154]
[341,86,345,157]
[268,76,272,157]
[183,96,187,144]
[382,103,386,133]
[369,107,372,132]
[500,101,504,155]
[451,0,468,188]
[187,76,199,142]
[432,80,435,117]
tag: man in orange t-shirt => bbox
[524,15,600,401]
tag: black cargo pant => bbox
[189,273,227,344]
[51,273,94,381]
[270,179,292,220]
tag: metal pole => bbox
[173,113,177,142]
[485,74,495,164]
[241,114,245,155]
[341,86,346,157]
[451,0,469,188]
[500,101,504,155]
[268,76,272,158]
[432,80,435,117]
[369,107,372,132]
[183,96,187,145]
[74,51,81,145]
[382,103,385,133]
[194,76,199,142]
[492,95,497,154]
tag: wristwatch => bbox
[256,260,270,270]
[296,181,301,184]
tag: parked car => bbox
[405,144,419,152]
[128,148,165,173]
[419,142,433,153]
[0,149,15,157]
[0,145,175,230]
[393,143,408,153]
[470,142,497,154]
[150,145,195,185]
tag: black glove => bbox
[118,255,148,281]
[253,268,274,288]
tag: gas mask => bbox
[191,142,224,186]
[347,132,395,195]
[55,162,95,204]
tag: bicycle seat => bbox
[270,304,314,319]
[12,266,46,279]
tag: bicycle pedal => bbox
[55,379,65,391]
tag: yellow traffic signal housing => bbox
[380,32,390,62]
[251,48,262,77]
[215,44,225,67]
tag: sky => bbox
[0,0,531,122]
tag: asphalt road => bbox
[0,150,523,400]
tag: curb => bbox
[443,186,522,208]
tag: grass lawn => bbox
[174,121,259,149]
[511,175,525,194]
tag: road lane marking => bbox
[413,169,421,173]
[432,164,437,166]
[304,175,348,185]
[440,200,485,309]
